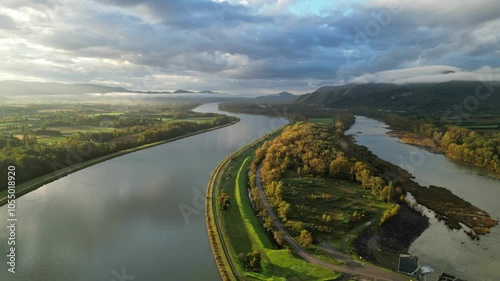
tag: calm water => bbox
[346,115,500,281]
[0,103,288,281]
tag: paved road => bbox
[256,165,409,281]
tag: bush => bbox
[379,205,400,225]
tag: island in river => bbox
[347,115,500,281]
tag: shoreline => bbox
[388,129,500,180]
[0,118,240,206]
[205,125,288,281]
[387,130,444,154]
[356,114,499,178]
[207,121,411,280]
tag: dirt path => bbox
[256,165,410,281]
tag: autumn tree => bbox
[329,156,351,179]
[219,189,231,210]
[297,229,313,248]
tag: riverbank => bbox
[0,117,239,206]
[385,131,499,235]
[362,112,500,177]
[206,125,284,280]
[389,129,500,180]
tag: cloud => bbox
[0,14,17,29]
[350,65,500,84]
[0,0,499,94]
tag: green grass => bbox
[36,135,67,144]
[235,157,275,249]
[217,154,254,258]
[308,118,333,124]
[262,250,338,280]
[49,126,116,134]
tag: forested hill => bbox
[294,81,500,111]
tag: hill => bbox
[253,91,297,103]
[173,89,194,94]
[294,81,500,111]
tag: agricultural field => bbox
[0,102,238,196]
[0,102,213,144]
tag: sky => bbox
[0,0,499,95]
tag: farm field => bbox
[0,103,217,144]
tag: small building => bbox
[398,254,419,275]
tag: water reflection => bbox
[0,103,288,281]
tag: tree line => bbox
[366,111,500,175]
[0,114,235,193]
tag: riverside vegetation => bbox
[0,102,237,201]
[210,127,341,280]
[362,110,500,177]
[210,112,410,276]
[247,117,414,268]
[220,109,497,274]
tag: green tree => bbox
[245,251,261,271]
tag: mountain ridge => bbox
[294,80,500,111]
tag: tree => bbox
[273,231,286,247]
[322,213,332,222]
[245,251,261,271]
[380,182,395,202]
[329,156,351,179]
[218,189,231,210]
[297,229,313,248]
[277,201,291,221]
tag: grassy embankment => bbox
[207,125,341,280]
[0,117,239,206]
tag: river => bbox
[346,115,500,281]
[0,103,288,281]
